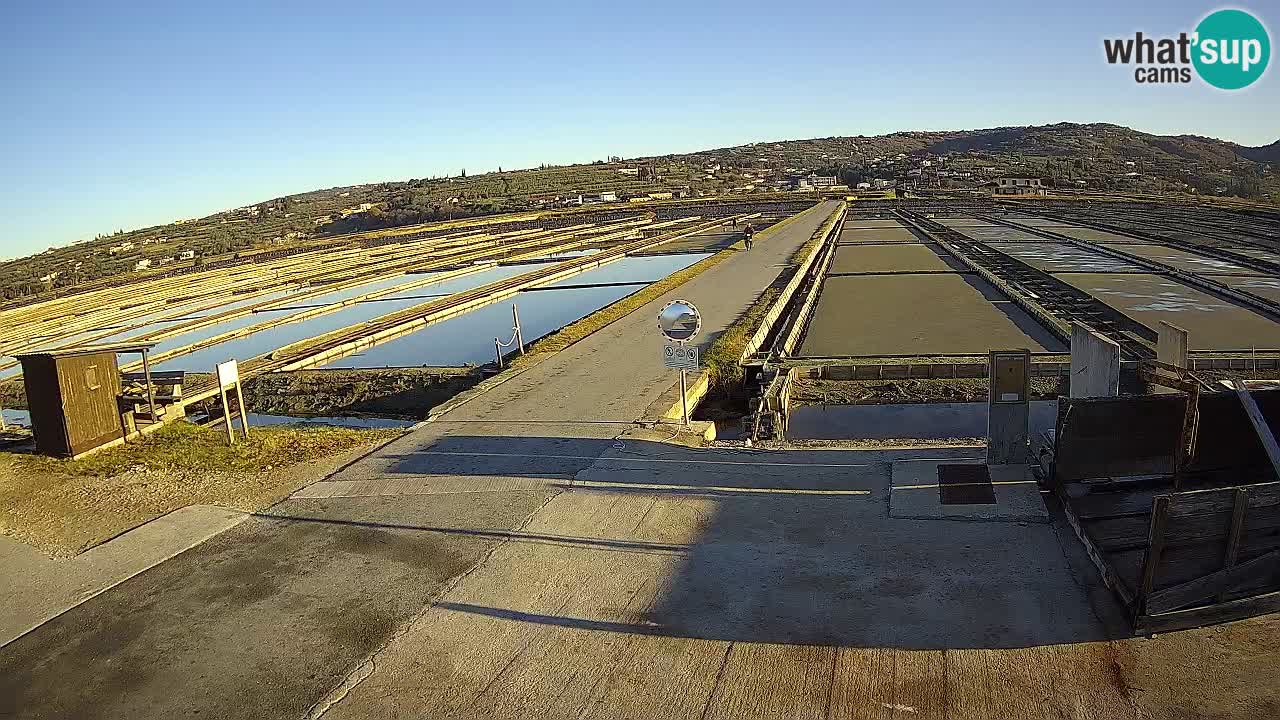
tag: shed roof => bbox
[14,342,157,361]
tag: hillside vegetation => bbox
[5,122,1276,305]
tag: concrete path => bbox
[418,200,842,429]
[0,480,556,720]
[0,505,246,646]
[288,439,1280,720]
[4,197,1279,719]
[0,202,841,719]
[317,443,1128,720]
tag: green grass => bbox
[17,421,402,478]
[703,285,783,391]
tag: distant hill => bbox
[3,122,1276,305]
[666,122,1278,200]
[1239,139,1280,164]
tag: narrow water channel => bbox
[322,252,708,369]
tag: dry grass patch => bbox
[1,422,402,557]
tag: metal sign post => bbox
[658,300,702,427]
[215,359,250,445]
[680,361,688,426]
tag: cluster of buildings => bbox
[106,233,202,271]
[527,188,689,208]
[133,249,197,272]
[994,177,1047,196]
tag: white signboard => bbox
[663,342,699,371]
[216,359,240,389]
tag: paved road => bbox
[5,197,1279,719]
[316,443,1130,720]
[0,202,841,719]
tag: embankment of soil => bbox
[3,368,483,420]
[232,367,483,419]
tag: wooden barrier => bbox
[1050,388,1280,632]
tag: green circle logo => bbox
[1193,9,1271,89]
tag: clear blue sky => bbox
[3,0,1277,257]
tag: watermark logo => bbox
[1194,9,1270,88]
[1103,8,1270,89]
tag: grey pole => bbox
[494,338,504,369]
[679,369,689,426]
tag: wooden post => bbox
[1217,488,1250,603]
[513,304,525,355]
[234,381,250,440]
[141,348,157,418]
[1173,386,1200,491]
[1138,495,1170,620]
[219,384,235,445]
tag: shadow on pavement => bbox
[0,430,1119,720]
[366,433,1117,650]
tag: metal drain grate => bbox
[938,463,996,505]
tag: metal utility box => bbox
[15,343,153,458]
[987,349,1032,464]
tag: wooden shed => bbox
[15,342,157,458]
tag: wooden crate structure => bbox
[1050,388,1280,633]
[15,342,157,458]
